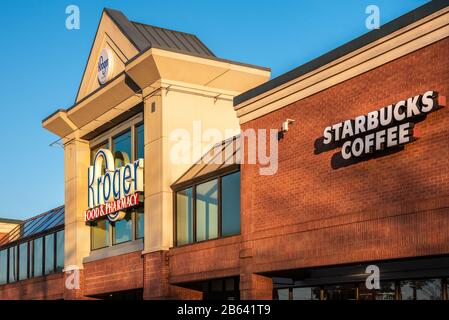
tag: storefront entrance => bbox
[179,277,240,300]
[272,256,449,300]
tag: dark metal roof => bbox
[234,0,449,106]
[0,206,64,248]
[172,136,240,190]
[105,8,215,58]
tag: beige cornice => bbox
[44,47,270,139]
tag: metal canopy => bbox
[0,206,64,248]
[172,135,240,190]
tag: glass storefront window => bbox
[90,141,109,163]
[136,208,144,239]
[88,119,144,251]
[113,130,131,167]
[56,231,64,272]
[33,237,43,277]
[176,188,193,245]
[113,212,132,245]
[375,281,396,300]
[293,287,321,300]
[19,242,28,280]
[44,234,54,275]
[400,279,442,300]
[90,142,109,175]
[9,246,17,283]
[358,281,396,300]
[277,288,290,300]
[91,219,110,250]
[196,179,218,242]
[175,170,241,246]
[221,172,240,237]
[0,249,7,285]
[136,123,144,160]
[323,284,357,300]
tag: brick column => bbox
[63,269,86,300]
[143,251,202,300]
[240,274,273,300]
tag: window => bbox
[174,170,241,246]
[44,234,55,275]
[400,279,442,300]
[19,242,28,280]
[88,115,145,251]
[90,141,109,164]
[136,208,145,239]
[176,188,194,246]
[358,281,396,300]
[323,284,357,300]
[9,246,17,283]
[33,237,43,277]
[56,231,64,272]
[293,287,321,300]
[113,212,132,245]
[0,230,63,284]
[196,179,218,242]
[221,172,240,236]
[0,249,7,285]
[277,289,290,300]
[113,130,131,167]
[136,123,144,160]
[91,219,110,250]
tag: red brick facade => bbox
[0,273,64,300]
[1,13,448,301]
[240,38,449,277]
[83,251,143,297]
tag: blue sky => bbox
[0,0,429,220]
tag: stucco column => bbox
[63,138,91,299]
[143,94,172,253]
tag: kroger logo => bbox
[98,55,109,76]
[85,149,144,222]
[97,48,113,85]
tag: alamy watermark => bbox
[365,5,380,30]
[66,5,80,30]
[365,264,380,290]
[65,265,80,290]
[169,121,279,176]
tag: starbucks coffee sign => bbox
[322,91,444,161]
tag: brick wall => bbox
[144,250,202,299]
[0,273,64,300]
[168,236,241,284]
[83,251,144,297]
[240,37,449,273]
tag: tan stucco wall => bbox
[43,12,270,270]
[0,222,20,243]
[143,83,241,252]
[0,222,18,234]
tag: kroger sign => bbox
[97,48,114,85]
[85,149,144,222]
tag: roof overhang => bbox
[43,47,270,140]
[233,1,449,124]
